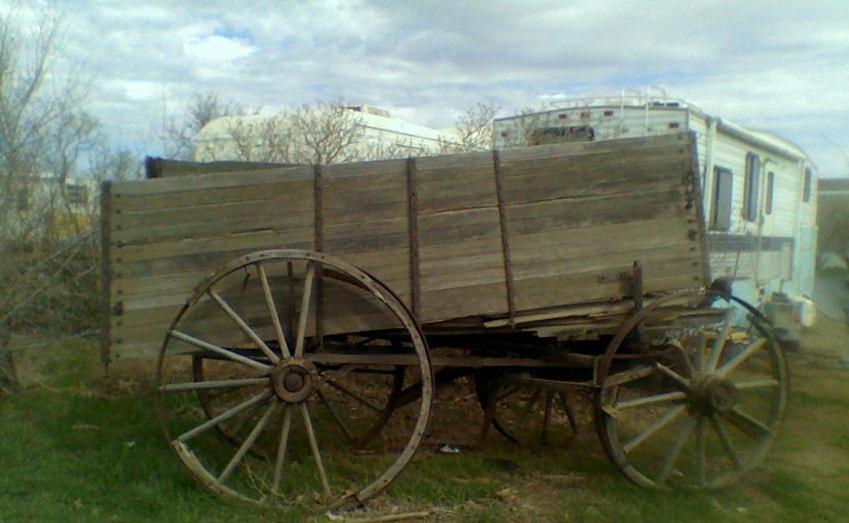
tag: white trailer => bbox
[494,93,818,307]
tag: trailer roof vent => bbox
[603,110,614,117]
[668,122,680,129]
[558,113,568,119]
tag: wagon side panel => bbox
[107,166,317,359]
[499,132,706,313]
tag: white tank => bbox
[793,296,816,328]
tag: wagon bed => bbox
[101,131,707,362]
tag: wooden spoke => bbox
[317,387,355,441]
[219,400,279,482]
[511,389,541,434]
[735,378,780,390]
[294,262,316,358]
[615,391,688,409]
[679,347,696,378]
[709,413,742,469]
[300,402,332,501]
[176,390,272,442]
[286,261,296,335]
[230,403,263,436]
[208,290,280,364]
[257,262,291,359]
[706,311,733,371]
[622,404,686,454]
[656,415,696,485]
[695,332,706,373]
[159,377,268,392]
[270,406,293,500]
[169,330,270,372]
[718,338,767,378]
[541,392,554,445]
[558,392,579,433]
[325,380,381,412]
[655,363,690,390]
[696,416,706,487]
[721,407,771,440]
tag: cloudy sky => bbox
[25,0,849,176]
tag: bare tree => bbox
[221,113,293,163]
[439,102,497,153]
[0,4,137,392]
[290,100,365,164]
[160,91,247,160]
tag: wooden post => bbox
[406,157,421,320]
[492,150,516,327]
[99,181,113,367]
[313,165,324,349]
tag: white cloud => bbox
[27,0,849,176]
[183,33,256,63]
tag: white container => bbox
[793,296,816,328]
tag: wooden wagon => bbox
[101,132,788,509]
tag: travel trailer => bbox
[493,93,818,307]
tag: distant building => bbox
[194,105,459,162]
[6,173,98,239]
[494,92,818,305]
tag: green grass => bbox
[2,322,849,522]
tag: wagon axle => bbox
[689,375,739,414]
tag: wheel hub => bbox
[271,359,318,403]
[692,376,739,413]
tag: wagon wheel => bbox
[155,250,433,509]
[475,371,580,446]
[594,289,788,488]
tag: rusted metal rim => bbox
[154,249,434,510]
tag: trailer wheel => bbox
[155,250,432,509]
[594,289,789,488]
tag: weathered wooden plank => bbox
[113,195,315,231]
[504,190,685,238]
[145,157,293,179]
[509,216,691,260]
[497,132,689,164]
[113,229,315,277]
[513,268,701,312]
[500,158,689,206]
[113,212,315,247]
[113,165,315,197]
[113,178,314,213]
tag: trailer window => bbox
[528,125,595,145]
[710,167,733,231]
[743,153,760,222]
[803,167,812,202]
[765,171,775,215]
